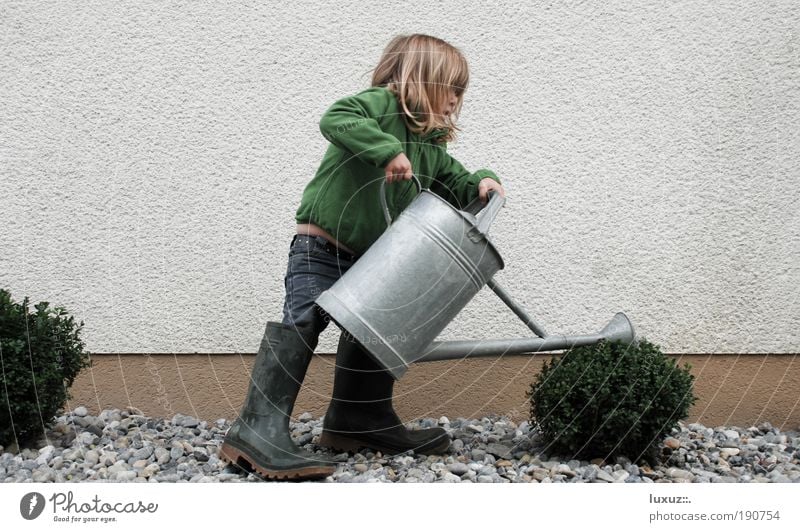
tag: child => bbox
[220,34,505,481]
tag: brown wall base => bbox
[67,353,800,431]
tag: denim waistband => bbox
[291,234,359,262]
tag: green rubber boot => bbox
[220,321,335,480]
[319,331,451,455]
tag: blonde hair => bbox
[371,34,469,143]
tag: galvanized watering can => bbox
[315,175,635,379]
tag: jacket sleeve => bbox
[319,88,405,168]
[430,147,502,209]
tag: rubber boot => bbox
[319,331,451,455]
[220,321,335,480]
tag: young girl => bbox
[220,34,506,481]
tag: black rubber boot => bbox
[220,321,335,480]
[319,331,451,455]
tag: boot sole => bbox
[219,442,335,481]
[318,430,451,456]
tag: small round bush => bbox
[0,289,92,447]
[528,338,696,464]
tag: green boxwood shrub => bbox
[0,289,91,447]
[528,339,696,464]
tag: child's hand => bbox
[384,153,413,183]
[478,178,505,203]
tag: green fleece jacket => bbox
[295,86,501,256]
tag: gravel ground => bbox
[1,408,798,483]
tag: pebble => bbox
[77,432,97,446]
[32,470,55,482]
[668,468,694,480]
[447,462,469,476]
[722,430,740,441]
[116,471,137,481]
[613,470,630,482]
[134,447,154,461]
[193,449,209,462]
[720,448,740,459]
[486,443,512,458]
[84,450,99,468]
[595,470,615,483]
[36,445,55,466]
[154,447,170,465]
[170,446,184,461]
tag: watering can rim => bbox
[379,174,506,271]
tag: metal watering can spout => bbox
[412,312,636,363]
[316,175,636,379]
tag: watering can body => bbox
[315,178,505,379]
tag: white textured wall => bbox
[1,1,798,355]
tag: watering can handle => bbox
[380,174,423,227]
[474,191,505,235]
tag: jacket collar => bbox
[421,128,449,141]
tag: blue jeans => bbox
[281,234,359,340]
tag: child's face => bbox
[440,89,459,117]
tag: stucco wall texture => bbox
[2,2,798,424]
